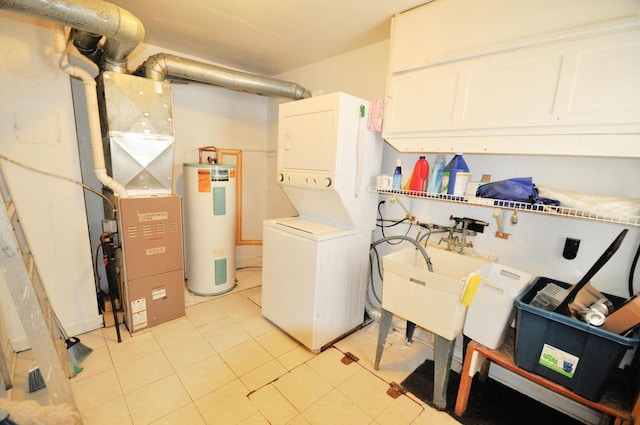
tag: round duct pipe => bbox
[0,0,144,73]
[139,53,312,100]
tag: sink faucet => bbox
[438,229,471,253]
[436,216,489,253]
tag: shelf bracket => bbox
[492,209,510,239]
[390,194,415,222]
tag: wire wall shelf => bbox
[376,189,640,227]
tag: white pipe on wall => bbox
[53,25,127,199]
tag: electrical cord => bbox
[0,154,117,213]
[376,200,413,243]
[376,218,409,227]
[93,240,103,293]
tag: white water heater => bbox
[183,163,237,295]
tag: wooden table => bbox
[455,333,638,424]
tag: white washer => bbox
[262,218,371,352]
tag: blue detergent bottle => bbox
[442,153,470,196]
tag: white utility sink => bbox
[381,244,497,340]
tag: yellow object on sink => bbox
[381,245,496,340]
[462,274,482,307]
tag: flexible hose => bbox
[365,235,433,325]
[371,235,433,272]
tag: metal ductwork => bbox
[138,53,312,100]
[0,0,144,73]
[2,0,311,199]
[71,28,104,65]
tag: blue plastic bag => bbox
[477,177,559,205]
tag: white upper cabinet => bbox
[383,0,640,157]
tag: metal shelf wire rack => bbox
[376,189,640,227]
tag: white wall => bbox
[0,12,101,349]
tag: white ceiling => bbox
[108,0,429,76]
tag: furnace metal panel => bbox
[97,71,176,195]
[118,196,184,280]
[117,195,185,332]
[97,71,174,136]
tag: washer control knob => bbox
[324,177,332,187]
[278,173,284,182]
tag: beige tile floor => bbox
[2,269,462,425]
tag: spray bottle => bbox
[392,159,402,191]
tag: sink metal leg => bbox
[374,308,394,370]
[405,321,416,344]
[433,334,456,410]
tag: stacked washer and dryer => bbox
[262,92,383,352]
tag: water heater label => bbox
[211,169,229,181]
[146,246,166,256]
[198,169,211,192]
[137,211,168,222]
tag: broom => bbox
[53,312,93,367]
[28,313,92,392]
[27,365,46,393]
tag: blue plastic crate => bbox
[514,277,640,401]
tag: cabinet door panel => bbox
[385,65,465,132]
[566,30,640,124]
[383,1,640,155]
[464,51,564,124]
[388,0,639,74]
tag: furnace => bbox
[98,71,185,333]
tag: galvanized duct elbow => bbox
[71,29,104,65]
[139,53,311,100]
[0,0,144,73]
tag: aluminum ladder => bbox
[0,160,77,408]
[0,290,11,391]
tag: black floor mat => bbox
[401,359,587,425]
